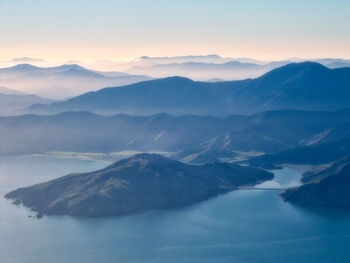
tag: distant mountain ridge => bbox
[2,55,349,79]
[0,63,152,99]
[127,56,350,80]
[127,60,289,80]
[30,62,350,115]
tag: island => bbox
[5,153,273,218]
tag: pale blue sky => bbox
[0,0,349,60]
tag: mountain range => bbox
[29,62,350,116]
[1,109,350,157]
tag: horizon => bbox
[1,0,350,62]
[1,54,350,72]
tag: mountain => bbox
[0,64,151,99]
[229,62,350,113]
[1,109,350,156]
[30,62,350,115]
[31,76,227,115]
[281,156,350,209]
[5,153,273,217]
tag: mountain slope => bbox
[31,76,230,115]
[30,62,350,115]
[248,139,350,168]
[5,153,273,217]
[281,156,350,209]
[230,62,350,113]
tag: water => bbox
[0,155,349,263]
[255,164,309,189]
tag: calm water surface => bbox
[0,155,349,263]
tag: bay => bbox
[0,155,349,263]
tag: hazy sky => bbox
[1,0,349,61]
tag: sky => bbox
[0,0,349,62]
